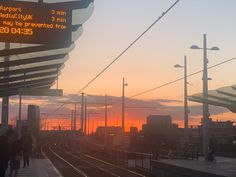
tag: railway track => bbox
[41,143,87,177]
[60,142,146,177]
[41,141,148,177]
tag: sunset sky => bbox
[3,0,236,132]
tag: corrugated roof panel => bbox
[0,0,94,96]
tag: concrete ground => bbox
[5,158,62,177]
[156,156,236,177]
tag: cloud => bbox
[0,94,233,128]
[151,98,183,103]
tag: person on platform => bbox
[21,128,32,168]
[9,131,22,177]
[0,126,14,177]
[206,144,215,162]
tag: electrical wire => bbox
[45,54,236,118]
[129,56,236,98]
[49,0,181,114]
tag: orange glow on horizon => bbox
[41,111,236,133]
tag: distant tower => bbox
[27,105,40,133]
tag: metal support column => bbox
[84,97,87,135]
[1,42,10,133]
[184,56,189,139]
[122,78,125,131]
[105,94,108,127]
[74,104,76,131]
[105,94,108,145]
[202,34,210,157]
[71,110,74,131]
[81,93,84,133]
[18,95,22,134]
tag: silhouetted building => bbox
[130,127,138,135]
[130,127,138,148]
[211,120,234,129]
[141,115,181,149]
[16,120,28,130]
[199,119,236,155]
[27,105,40,133]
[95,126,129,147]
[147,115,171,128]
[142,115,178,133]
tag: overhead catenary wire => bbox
[44,54,236,119]
[49,0,181,114]
[73,0,180,94]
[129,56,236,98]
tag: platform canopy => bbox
[0,0,94,97]
[188,84,236,113]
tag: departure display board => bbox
[0,1,72,45]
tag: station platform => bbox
[151,156,236,177]
[6,158,62,177]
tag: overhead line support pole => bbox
[84,97,87,135]
[202,34,210,158]
[184,56,189,140]
[74,104,76,131]
[1,42,10,133]
[81,93,85,133]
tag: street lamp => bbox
[174,64,184,68]
[174,56,189,140]
[190,34,219,158]
[207,77,213,81]
[190,45,219,51]
[122,77,128,131]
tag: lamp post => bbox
[1,42,10,133]
[81,93,85,133]
[122,77,128,131]
[105,94,108,128]
[74,103,77,131]
[174,56,189,140]
[84,97,87,135]
[190,34,219,158]
[71,110,74,131]
[105,94,108,146]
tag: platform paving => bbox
[152,156,236,177]
[6,158,62,177]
